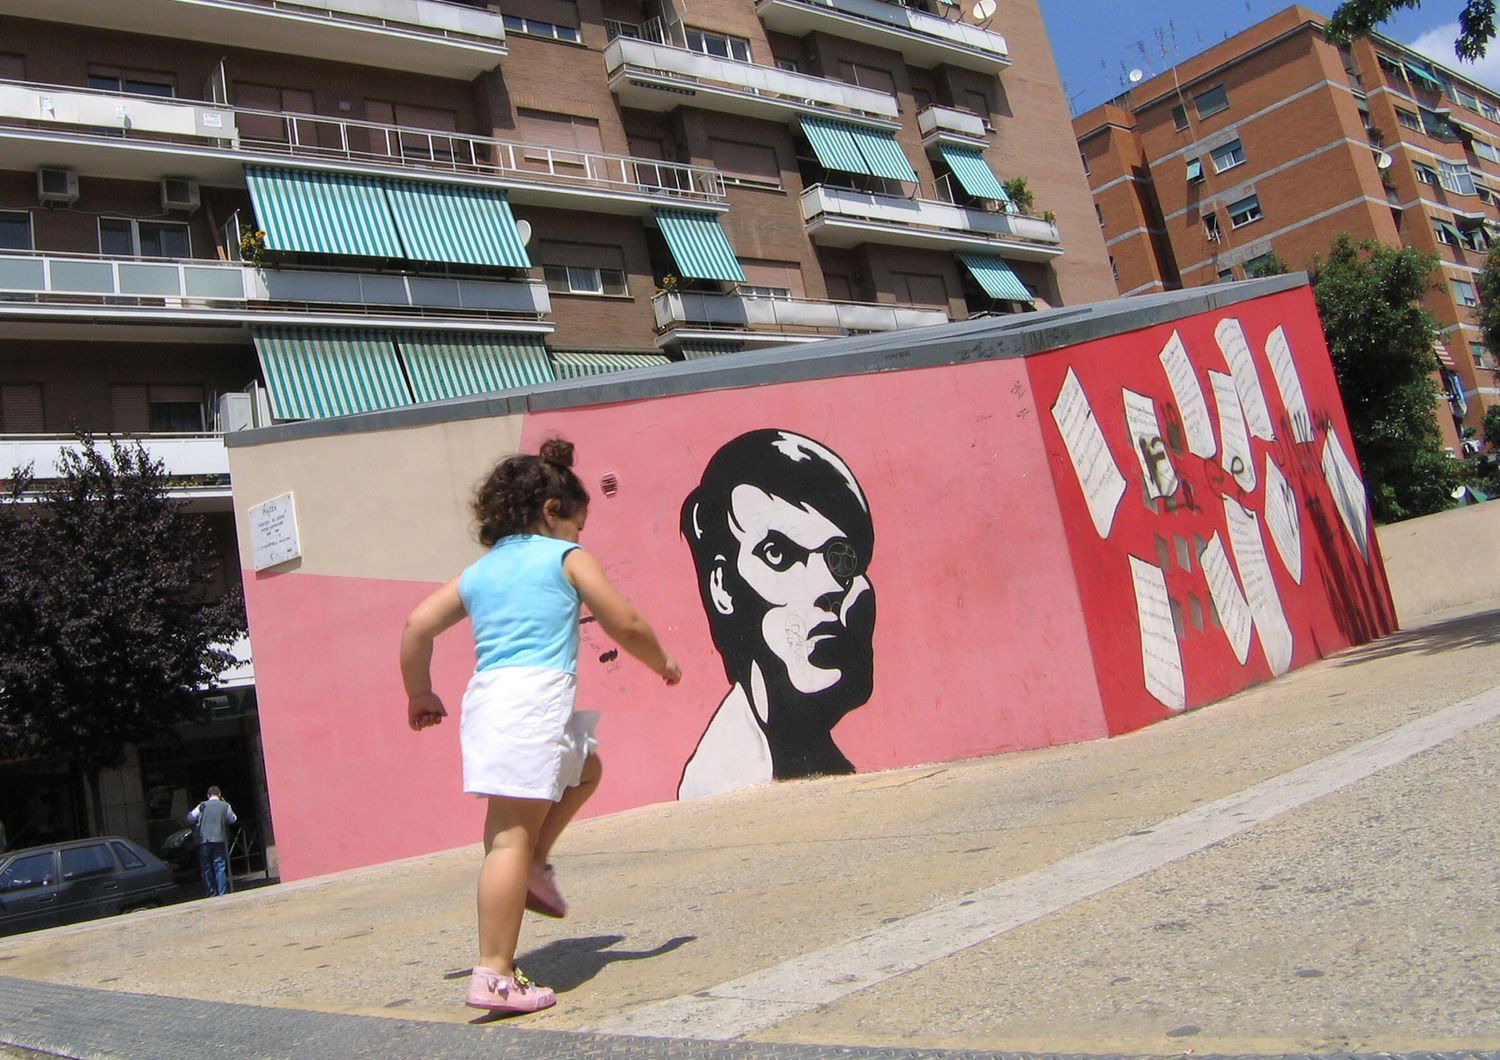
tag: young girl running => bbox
[400,437,681,1015]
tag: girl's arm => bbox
[564,549,682,685]
[400,577,468,730]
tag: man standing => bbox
[678,429,876,799]
[187,786,237,897]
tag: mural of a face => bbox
[681,430,875,789]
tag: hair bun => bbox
[538,437,575,469]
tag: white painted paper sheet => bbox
[1128,554,1186,712]
[1158,331,1217,458]
[1215,317,1275,440]
[1051,367,1127,538]
[1264,325,1314,443]
[1201,534,1253,665]
[1222,495,1294,675]
[1262,457,1303,584]
[1209,371,1256,492]
[1122,387,1179,499]
[1321,429,1371,561]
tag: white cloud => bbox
[1403,21,1500,92]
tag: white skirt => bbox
[460,666,599,801]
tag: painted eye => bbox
[754,534,797,571]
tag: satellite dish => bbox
[1376,151,1393,169]
[969,0,996,23]
[515,219,532,246]
[1128,68,1144,84]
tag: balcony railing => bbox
[916,104,989,146]
[0,79,237,143]
[756,0,1009,73]
[0,432,230,480]
[604,36,899,121]
[0,248,552,320]
[2,0,506,77]
[800,184,1063,256]
[653,290,949,335]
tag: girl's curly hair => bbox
[473,437,590,546]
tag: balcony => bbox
[652,289,948,345]
[800,184,1063,257]
[0,0,506,78]
[756,0,1009,74]
[916,104,989,149]
[0,81,726,215]
[0,432,231,483]
[604,37,899,123]
[0,249,552,329]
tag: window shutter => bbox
[0,384,43,433]
[110,385,151,433]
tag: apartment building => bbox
[1073,4,1500,451]
[0,0,1110,857]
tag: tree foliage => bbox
[1244,252,1291,279]
[1325,1,1498,61]
[1308,235,1461,522]
[1476,245,1500,356]
[0,436,246,791]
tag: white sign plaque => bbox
[249,492,301,571]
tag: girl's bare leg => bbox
[534,753,602,866]
[478,795,551,975]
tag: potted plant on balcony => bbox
[238,226,268,270]
[1002,176,1035,215]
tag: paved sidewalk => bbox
[2,605,1498,1058]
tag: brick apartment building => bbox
[1073,3,1500,452]
[0,0,1111,857]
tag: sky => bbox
[1036,0,1500,116]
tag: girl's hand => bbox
[660,657,683,686]
[408,692,448,731]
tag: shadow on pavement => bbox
[518,933,697,993]
[1333,607,1500,666]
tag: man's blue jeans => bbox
[198,841,229,896]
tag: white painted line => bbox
[592,686,1500,1041]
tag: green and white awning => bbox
[384,180,530,268]
[1403,62,1444,91]
[551,351,672,378]
[654,209,745,283]
[938,145,1012,204]
[396,332,553,401]
[800,117,916,182]
[252,327,413,420]
[956,252,1032,303]
[678,340,744,360]
[246,166,403,258]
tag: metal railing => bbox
[653,289,949,333]
[187,0,506,46]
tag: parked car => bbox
[0,836,177,937]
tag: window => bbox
[892,271,948,306]
[1458,89,1480,112]
[1171,103,1189,131]
[1245,252,1278,276]
[1080,151,1090,176]
[776,58,800,72]
[0,210,31,250]
[740,259,803,299]
[1434,219,1459,245]
[513,109,603,170]
[0,384,43,433]
[1420,107,1457,139]
[1451,278,1478,306]
[543,264,627,295]
[1439,159,1477,195]
[685,27,750,62]
[1475,141,1499,163]
[1203,212,1222,241]
[98,219,191,259]
[837,60,896,95]
[1472,341,1489,367]
[1193,84,1229,119]
[0,52,23,80]
[1227,193,1262,228]
[738,284,792,299]
[232,83,316,144]
[1376,53,1406,81]
[61,844,116,881]
[1414,162,1439,185]
[87,70,173,97]
[1186,157,1204,183]
[1396,107,1421,130]
[1483,101,1500,122]
[0,852,54,892]
[1210,138,1245,173]
[110,384,205,432]
[502,13,580,42]
[708,136,781,188]
[1110,256,1119,281]
[1218,267,1235,283]
[111,842,145,869]
[1095,203,1105,227]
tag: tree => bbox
[1244,252,1291,279]
[1308,235,1462,522]
[1325,1,1497,61]
[1476,245,1500,355]
[0,435,246,833]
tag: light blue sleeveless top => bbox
[458,535,580,674]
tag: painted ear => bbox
[709,563,734,616]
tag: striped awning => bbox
[654,209,745,283]
[252,328,413,420]
[846,125,917,182]
[1404,62,1444,91]
[678,340,745,360]
[384,180,531,268]
[799,116,869,176]
[551,351,672,379]
[1433,339,1458,370]
[1438,220,1465,245]
[939,145,1012,204]
[245,166,403,258]
[956,252,1032,303]
[396,332,554,401]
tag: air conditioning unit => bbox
[37,167,79,206]
[160,177,201,213]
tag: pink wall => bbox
[239,283,1393,880]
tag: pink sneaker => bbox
[465,967,556,1014]
[525,863,567,918]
